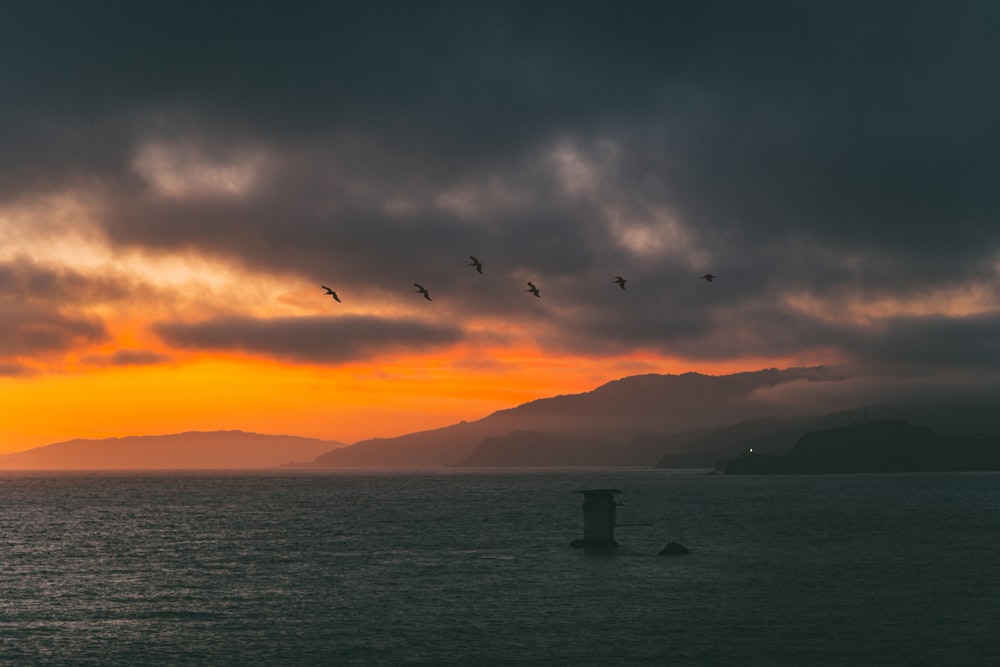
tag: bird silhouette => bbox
[322,285,341,302]
[702,274,716,283]
[526,281,541,297]
[469,255,483,274]
[414,283,432,301]
[613,276,627,290]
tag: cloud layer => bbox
[154,315,463,363]
[4,1,1000,384]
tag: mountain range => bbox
[306,366,841,467]
[0,431,344,470]
[308,366,1000,468]
[6,366,999,470]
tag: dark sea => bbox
[1,469,997,666]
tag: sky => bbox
[3,1,1000,452]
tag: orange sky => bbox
[0,195,981,455]
[5,3,1000,456]
[0,320,803,453]
[0,192,819,455]
[1,167,991,455]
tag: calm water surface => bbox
[1,469,998,665]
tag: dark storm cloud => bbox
[153,315,464,363]
[541,288,851,360]
[848,312,1000,369]
[548,281,1000,371]
[6,1,1000,369]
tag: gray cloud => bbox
[153,314,464,364]
[0,300,108,358]
[5,1,1000,374]
[846,312,1000,369]
[0,258,144,365]
[0,361,33,377]
[0,256,140,304]
[83,349,173,367]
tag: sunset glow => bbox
[6,5,1000,667]
[4,1,1000,457]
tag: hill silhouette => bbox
[650,411,875,469]
[0,431,345,470]
[15,367,1000,470]
[308,367,849,467]
[725,421,1000,474]
[460,431,618,467]
[307,366,1000,468]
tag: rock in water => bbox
[658,542,690,556]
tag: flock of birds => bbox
[322,255,716,303]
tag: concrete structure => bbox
[570,489,621,548]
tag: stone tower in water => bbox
[570,489,621,548]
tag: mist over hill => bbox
[308,367,845,467]
[0,431,345,470]
[307,366,1000,468]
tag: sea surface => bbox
[1,469,998,666]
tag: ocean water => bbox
[1,469,997,666]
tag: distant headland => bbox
[725,420,1000,475]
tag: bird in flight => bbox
[414,283,432,301]
[702,274,716,283]
[526,281,541,297]
[613,276,627,290]
[322,285,341,302]
[469,255,483,274]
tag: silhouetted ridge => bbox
[0,431,345,470]
[725,421,1000,474]
[460,431,617,467]
[308,367,846,467]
